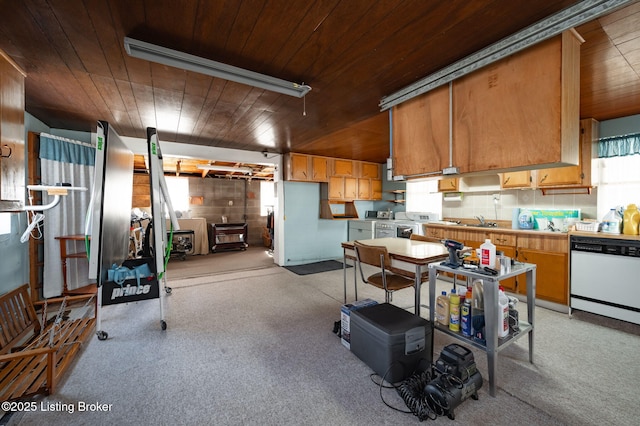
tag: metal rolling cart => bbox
[428,261,536,397]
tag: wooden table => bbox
[341,238,452,316]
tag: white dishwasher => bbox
[570,235,640,325]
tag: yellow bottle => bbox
[623,204,640,235]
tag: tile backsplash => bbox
[442,188,598,222]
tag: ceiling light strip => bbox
[124,37,311,98]
[196,164,253,174]
[379,0,633,111]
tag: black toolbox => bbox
[350,303,432,383]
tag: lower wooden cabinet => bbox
[425,225,568,305]
[516,248,567,305]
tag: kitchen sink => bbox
[458,223,498,228]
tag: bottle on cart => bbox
[461,297,472,337]
[471,279,485,340]
[435,291,450,326]
[498,286,509,338]
[449,289,461,332]
[480,239,496,268]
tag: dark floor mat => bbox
[284,260,351,275]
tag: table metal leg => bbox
[483,278,499,397]
[414,264,421,316]
[527,268,536,364]
[343,251,347,304]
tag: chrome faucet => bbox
[475,215,485,225]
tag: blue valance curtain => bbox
[598,133,640,158]
[39,133,95,297]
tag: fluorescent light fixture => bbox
[197,164,253,175]
[124,37,311,98]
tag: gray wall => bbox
[187,177,265,247]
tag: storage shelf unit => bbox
[428,261,536,397]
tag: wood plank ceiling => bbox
[1,0,639,173]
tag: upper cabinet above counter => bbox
[391,29,584,180]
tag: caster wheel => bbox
[165,287,172,294]
[161,320,167,331]
[97,330,108,340]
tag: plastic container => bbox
[461,301,472,337]
[518,209,534,229]
[623,204,640,235]
[498,286,509,338]
[480,239,496,268]
[435,291,450,326]
[471,279,484,340]
[601,208,622,234]
[449,289,461,332]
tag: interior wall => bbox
[187,177,264,247]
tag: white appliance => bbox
[570,235,640,325]
[392,211,442,238]
[348,219,376,240]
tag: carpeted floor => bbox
[6,254,640,425]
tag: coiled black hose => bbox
[395,369,438,421]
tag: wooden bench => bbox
[0,284,96,401]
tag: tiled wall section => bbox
[442,188,598,223]
[186,177,266,247]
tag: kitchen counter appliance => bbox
[570,235,640,325]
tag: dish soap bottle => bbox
[623,204,640,235]
[602,208,622,234]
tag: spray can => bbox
[449,289,460,332]
[461,300,472,337]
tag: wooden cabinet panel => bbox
[327,176,344,199]
[517,249,568,305]
[344,177,357,199]
[360,162,381,179]
[333,159,354,177]
[311,156,328,181]
[536,118,598,188]
[500,171,531,189]
[357,178,371,199]
[438,177,459,192]
[424,226,445,240]
[371,179,382,200]
[287,153,311,181]
[392,84,450,177]
[453,30,582,174]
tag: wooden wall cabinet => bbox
[454,30,583,174]
[499,118,598,190]
[391,84,450,177]
[332,159,355,177]
[500,171,532,189]
[438,177,459,192]
[285,153,329,182]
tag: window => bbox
[164,177,189,213]
[0,213,10,235]
[406,179,441,215]
[260,181,275,216]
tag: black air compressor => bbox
[397,343,482,421]
[425,344,483,420]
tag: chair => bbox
[353,240,416,306]
[410,233,442,243]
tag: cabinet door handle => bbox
[504,176,510,185]
[450,181,455,188]
[539,174,548,183]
